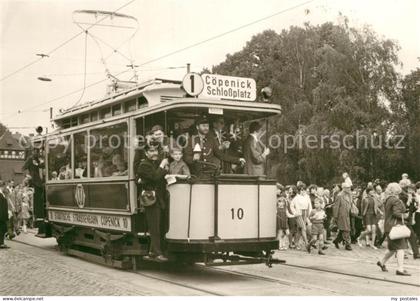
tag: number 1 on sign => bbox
[190,75,195,93]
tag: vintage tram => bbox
[39,74,282,269]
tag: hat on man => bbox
[195,115,209,125]
[150,125,164,134]
[144,140,160,152]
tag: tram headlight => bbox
[35,126,43,135]
[261,87,272,103]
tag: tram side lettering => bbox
[48,210,131,231]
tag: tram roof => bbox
[51,77,281,133]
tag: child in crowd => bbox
[307,198,327,255]
[277,191,294,250]
[19,194,31,233]
[169,147,190,176]
[112,161,128,176]
[51,171,58,181]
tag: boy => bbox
[169,147,190,176]
[307,198,327,255]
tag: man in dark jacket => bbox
[22,147,46,236]
[136,142,170,262]
[400,184,419,259]
[333,182,353,250]
[243,121,269,176]
[0,181,10,249]
[184,115,245,176]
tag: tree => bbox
[391,68,420,180]
[210,21,404,185]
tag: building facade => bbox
[0,131,26,183]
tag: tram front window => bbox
[47,135,72,180]
[74,131,88,178]
[90,122,128,178]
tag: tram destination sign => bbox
[48,210,131,231]
[181,73,257,101]
[201,74,256,101]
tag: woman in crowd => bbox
[322,189,333,241]
[358,186,382,249]
[377,183,410,276]
[277,185,293,250]
[286,185,298,249]
[292,183,311,249]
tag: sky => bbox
[0,0,419,135]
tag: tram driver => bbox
[183,115,246,176]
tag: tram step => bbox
[67,248,132,269]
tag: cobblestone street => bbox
[1,233,419,296]
[0,235,206,296]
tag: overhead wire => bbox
[0,0,138,82]
[133,0,316,68]
[4,0,315,122]
[71,31,89,108]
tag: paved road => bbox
[1,233,419,296]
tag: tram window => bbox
[100,107,112,119]
[112,104,122,116]
[91,111,98,122]
[47,135,72,181]
[62,119,71,129]
[70,118,78,127]
[124,99,136,112]
[90,123,128,178]
[138,96,148,109]
[74,132,88,179]
[81,114,90,124]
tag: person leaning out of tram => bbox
[243,121,270,176]
[22,147,47,237]
[136,141,170,262]
[183,115,246,176]
[134,125,169,178]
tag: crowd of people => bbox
[1,114,418,278]
[0,177,35,248]
[276,172,420,276]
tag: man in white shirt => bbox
[342,172,352,188]
[292,184,312,248]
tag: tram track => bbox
[10,237,338,295]
[10,238,223,296]
[10,237,419,295]
[203,261,420,289]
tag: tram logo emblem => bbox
[75,184,86,208]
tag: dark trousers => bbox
[0,221,7,245]
[407,224,419,256]
[334,230,351,246]
[34,186,45,220]
[145,205,162,256]
[34,186,46,234]
[351,216,363,243]
[324,216,331,239]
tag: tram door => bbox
[132,113,168,234]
